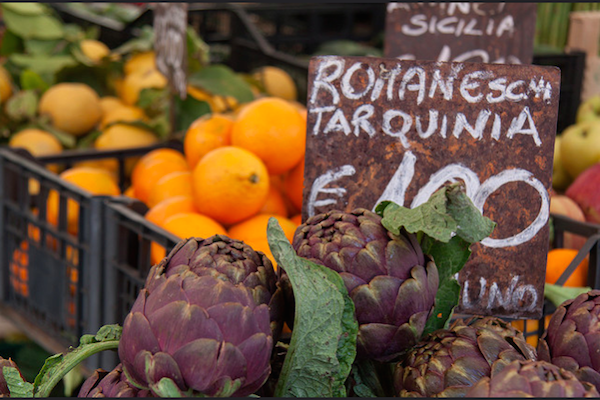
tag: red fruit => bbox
[550,195,587,250]
[566,163,600,224]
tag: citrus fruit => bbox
[258,185,288,217]
[232,97,306,174]
[99,96,126,116]
[80,39,110,63]
[150,212,227,265]
[123,186,136,199]
[99,105,147,129]
[72,160,118,183]
[47,167,121,234]
[39,83,102,136]
[284,157,305,212]
[147,170,193,208]
[124,51,157,76]
[132,158,189,205]
[252,66,298,101]
[290,214,302,226]
[546,248,589,287]
[191,146,269,225]
[145,196,197,227]
[121,69,167,106]
[0,65,13,104]
[184,114,233,169]
[228,214,297,243]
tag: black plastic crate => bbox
[0,142,181,369]
[533,51,586,134]
[510,213,600,346]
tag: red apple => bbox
[550,194,587,250]
[566,163,600,224]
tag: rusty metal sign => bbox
[302,56,560,319]
[154,3,188,100]
[385,3,537,65]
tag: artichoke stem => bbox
[544,283,591,308]
[34,340,119,398]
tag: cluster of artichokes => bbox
[5,206,598,398]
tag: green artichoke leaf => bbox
[268,218,358,398]
[421,236,471,336]
[32,325,121,397]
[445,184,497,243]
[544,283,592,308]
[149,377,185,398]
[3,366,33,398]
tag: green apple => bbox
[560,120,600,179]
[576,95,600,123]
[552,136,572,191]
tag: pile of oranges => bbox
[128,96,308,267]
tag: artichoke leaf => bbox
[268,218,358,397]
[3,366,33,398]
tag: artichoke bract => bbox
[78,364,152,398]
[538,290,600,391]
[119,236,277,397]
[394,317,537,397]
[292,208,439,362]
[147,235,284,339]
[466,360,600,398]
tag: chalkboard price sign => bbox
[302,55,560,318]
[385,3,537,65]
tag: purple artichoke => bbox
[0,357,23,397]
[292,208,439,362]
[119,236,277,397]
[78,364,152,397]
[394,316,537,397]
[537,290,600,391]
[147,235,284,339]
[466,360,600,398]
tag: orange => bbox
[546,248,589,287]
[184,114,233,169]
[510,316,552,347]
[284,158,305,212]
[290,214,302,226]
[231,97,306,175]
[47,167,120,234]
[191,146,269,225]
[131,149,189,204]
[147,171,193,208]
[123,186,136,198]
[145,196,197,227]
[258,186,289,217]
[150,212,226,265]
[228,214,297,244]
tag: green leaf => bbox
[23,39,62,56]
[9,54,77,76]
[186,27,210,73]
[445,184,497,243]
[5,90,38,121]
[268,218,358,398]
[20,70,49,92]
[112,26,155,55]
[76,130,103,150]
[2,8,64,40]
[1,3,48,16]
[32,325,121,397]
[0,30,24,57]
[544,283,592,308]
[174,95,211,134]
[188,65,255,103]
[380,191,457,242]
[3,366,34,398]
[423,280,461,336]
[136,87,169,118]
[149,378,185,398]
[374,201,392,218]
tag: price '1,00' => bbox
[308,150,549,249]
